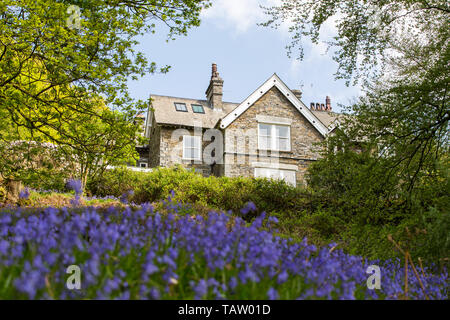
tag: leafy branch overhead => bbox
[262,0,449,84]
[0,0,211,185]
[0,0,211,148]
[264,0,449,197]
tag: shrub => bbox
[86,166,307,217]
[0,185,6,203]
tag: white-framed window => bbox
[254,167,296,187]
[140,163,148,168]
[183,135,202,160]
[258,123,291,151]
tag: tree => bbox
[263,0,449,196]
[0,0,210,148]
[262,0,449,84]
[59,98,144,190]
[0,0,211,195]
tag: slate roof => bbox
[311,110,340,128]
[150,88,340,132]
[150,94,238,129]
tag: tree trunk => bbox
[6,179,22,203]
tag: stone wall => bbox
[223,86,324,185]
[158,126,214,177]
[148,116,161,168]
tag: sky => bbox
[127,0,362,113]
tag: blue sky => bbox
[128,0,362,113]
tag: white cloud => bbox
[201,0,281,34]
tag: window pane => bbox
[175,103,187,112]
[194,147,201,160]
[184,136,191,148]
[259,136,270,149]
[276,125,289,138]
[193,136,201,148]
[278,138,289,151]
[259,124,271,136]
[281,170,296,186]
[192,104,205,113]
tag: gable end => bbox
[219,74,328,137]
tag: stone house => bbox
[141,64,339,186]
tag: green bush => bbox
[0,185,6,202]
[85,165,449,265]
[87,166,308,217]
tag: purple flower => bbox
[66,179,83,195]
[228,277,238,290]
[19,188,30,200]
[0,193,448,300]
[277,271,289,284]
[191,279,208,299]
[240,201,257,215]
[267,287,279,300]
[149,287,160,300]
[120,190,134,204]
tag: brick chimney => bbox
[291,89,302,100]
[326,96,332,111]
[205,63,224,111]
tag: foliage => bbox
[0,0,210,189]
[0,185,6,202]
[87,166,305,217]
[0,198,447,299]
[262,0,449,84]
[306,132,449,262]
[0,0,211,145]
[263,0,449,265]
[0,140,77,191]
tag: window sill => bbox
[257,149,292,153]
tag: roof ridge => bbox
[150,94,238,105]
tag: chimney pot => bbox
[321,103,325,110]
[212,63,218,78]
[310,102,315,110]
[326,96,332,111]
[316,103,321,110]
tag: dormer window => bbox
[192,104,205,114]
[174,102,188,112]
